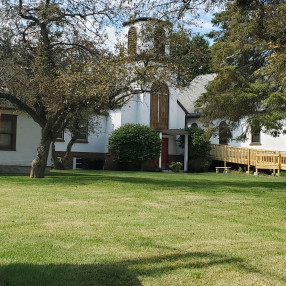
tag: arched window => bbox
[154,26,166,56]
[150,82,169,129]
[191,123,198,128]
[219,121,231,145]
[128,26,137,56]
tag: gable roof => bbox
[177,74,216,114]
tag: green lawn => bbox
[0,170,286,286]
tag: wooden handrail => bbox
[211,144,285,174]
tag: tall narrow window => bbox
[251,127,261,144]
[154,26,166,56]
[75,121,88,143]
[128,26,137,56]
[219,121,231,145]
[150,82,169,130]
[0,114,17,151]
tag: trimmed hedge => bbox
[108,124,161,170]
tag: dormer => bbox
[123,17,171,59]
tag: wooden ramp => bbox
[210,144,286,175]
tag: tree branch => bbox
[0,91,45,127]
[50,42,100,56]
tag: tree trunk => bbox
[30,129,52,178]
[51,135,76,170]
[61,135,77,169]
[51,142,64,170]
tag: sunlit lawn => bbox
[0,170,286,286]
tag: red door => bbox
[161,138,168,169]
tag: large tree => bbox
[196,0,286,138]
[170,32,211,87]
[0,0,219,178]
[0,0,150,178]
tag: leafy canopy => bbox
[170,32,211,87]
[196,0,286,137]
[0,0,222,177]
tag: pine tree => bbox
[196,1,286,137]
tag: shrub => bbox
[108,124,161,170]
[169,161,183,173]
[179,126,211,172]
[238,166,245,173]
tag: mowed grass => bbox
[0,170,286,286]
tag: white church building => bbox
[54,18,190,171]
[180,74,286,152]
[1,18,285,174]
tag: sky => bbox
[105,10,219,50]
[192,11,217,35]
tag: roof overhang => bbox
[186,112,201,119]
[155,129,189,136]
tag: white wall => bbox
[0,111,51,167]
[136,93,150,126]
[187,117,286,152]
[231,122,286,151]
[176,102,186,130]
[56,115,110,154]
[55,85,187,158]
[121,97,138,125]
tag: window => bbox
[75,158,83,169]
[251,128,261,144]
[128,26,137,56]
[0,114,17,151]
[75,123,88,142]
[219,121,232,145]
[191,123,198,128]
[75,131,88,142]
[55,130,64,142]
[154,26,166,56]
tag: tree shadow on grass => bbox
[45,171,286,194]
[1,251,283,286]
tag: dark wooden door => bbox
[150,82,169,130]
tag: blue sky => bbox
[105,10,220,50]
[192,11,217,35]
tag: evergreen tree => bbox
[196,1,286,137]
[170,32,211,87]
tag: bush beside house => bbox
[108,124,161,170]
[180,126,211,172]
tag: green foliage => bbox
[170,32,211,86]
[169,161,183,173]
[179,126,211,172]
[184,126,211,160]
[238,166,245,173]
[108,124,161,170]
[0,1,150,177]
[197,1,286,137]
